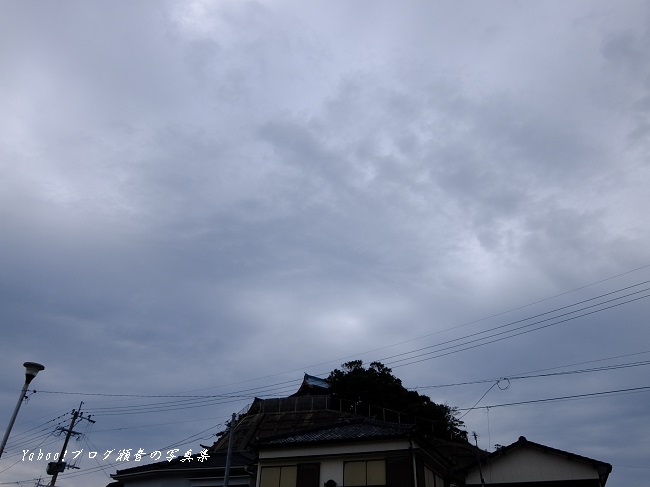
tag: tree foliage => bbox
[327,360,467,442]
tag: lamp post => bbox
[0,362,45,459]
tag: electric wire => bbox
[385,281,650,364]
[458,382,499,420]
[53,419,227,481]
[458,385,650,410]
[1,421,69,459]
[47,264,650,401]
[82,434,113,480]
[381,285,650,368]
[92,415,230,433]
[4,412,69,440]
[0,426,61,474]
[35,376,302,399]
[387,291,650,368]
[248,263,650,381]
[413,357,650,389]
[7,272,650,484]
[29,281,650,413]
[33,379,650,483]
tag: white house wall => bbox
[257,439,415,487]
[466,447,599,484]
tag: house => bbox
[109,375,358,487]
[462,436,612,487]
[109,375,612,487]
[254,417,452,487]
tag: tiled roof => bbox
[211,406,358,452]
[290,373,330,396]
[484,436,610,468]
[257,417,414,446]
[304,374,330,390]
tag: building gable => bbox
[467,446,599,484]
[465,437,611,487]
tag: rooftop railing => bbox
[246,395,444,433]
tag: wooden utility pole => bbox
[47,402,94,486]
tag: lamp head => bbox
[23,362,45,385]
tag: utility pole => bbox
[223,413,237,487]
[473,432,486,487]
[47,402,94,487]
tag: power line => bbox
[386,291,650,368]
[6,269,648,486]
[54,378,650,483]
[31,377,301,405]
[23,277,650,413]
[89,396,251,417]
[52,419,228,481]
[21,291,648,421]
[287,264,650,375]
[457,385,650,410]
[385,281,650,365]
[92,415,231,433]
[382,283,650,366]
[99,265,650,398]
[24,287,649,418]
[414,356,650,389]
[458,382,499,420]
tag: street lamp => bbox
[0,362,45,459]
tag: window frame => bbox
[343,459,386,487]
[259,463,320,487]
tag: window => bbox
[343,460,386,486]
[260,466,296,487]
[424,466,444,487]
[260,464,320,487]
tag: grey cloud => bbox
[2,2,650,487]
[601,31,646,74]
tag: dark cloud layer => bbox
[1,2,649,486]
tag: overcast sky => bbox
[1,1,649,486]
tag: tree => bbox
[327,360,467,442]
